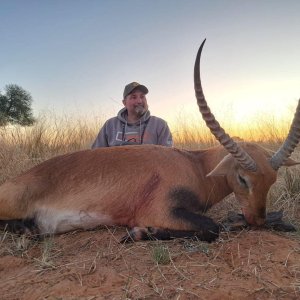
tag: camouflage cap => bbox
[123,82,148,99]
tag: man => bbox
[92,82,173,148]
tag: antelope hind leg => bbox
[0,218,40,236]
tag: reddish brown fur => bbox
[0,142,297,236]
[135,172,161,213]
[1,38,299,239]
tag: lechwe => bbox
[0,40,299,242]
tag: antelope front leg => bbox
[121,212,220,243]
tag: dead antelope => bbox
[0,40,299,242]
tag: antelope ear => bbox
[206,154,233,177]
[281,157,300,167]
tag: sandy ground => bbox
[0,226,299,300]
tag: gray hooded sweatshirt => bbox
[92,108,173,148]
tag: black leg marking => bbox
[121,187,219,243]
[0,218,39,236]
[120,225,219,243]
[171,208,220,241]
[169,187,212,213]
[168,186,219,241]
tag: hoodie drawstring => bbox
[121,118,150,144]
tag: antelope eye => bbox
[238,174,248,188]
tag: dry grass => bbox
[0,112,101,183]
[0,111,299,224]
[1,228,299,299]
[0,112,300,299]
[0,111,299,221]
[171,111,291,150]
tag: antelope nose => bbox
[253,217,265,226]
[242,209,265,226]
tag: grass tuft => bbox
[151,242,171,265]
[34,237,59,271]
[0,231,36,257]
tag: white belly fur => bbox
[35,207,114,234]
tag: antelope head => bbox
[194,39,300,226]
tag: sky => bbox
[1,0,300,129]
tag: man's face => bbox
[123,89,148,117]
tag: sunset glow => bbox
[1,0,299,139]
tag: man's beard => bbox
[134,104,148,117]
